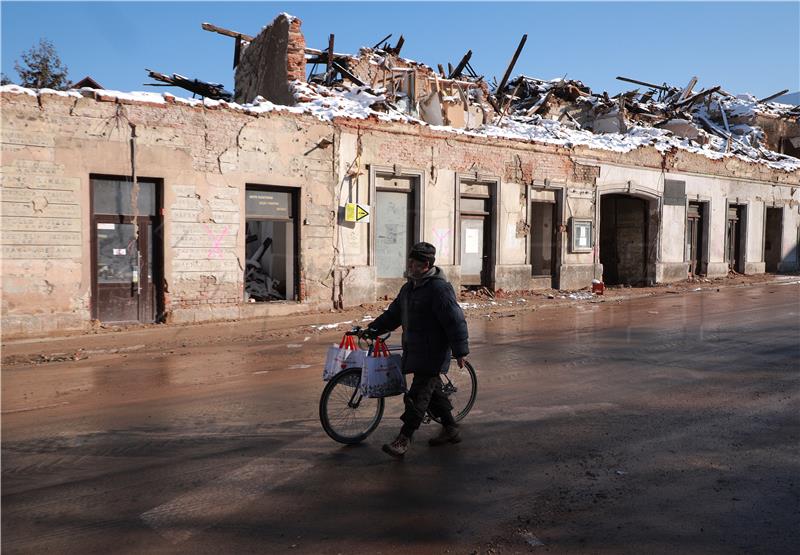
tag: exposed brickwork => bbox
[286,18,306,83]
[234,14,302,105]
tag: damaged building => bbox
[1,13,799,337]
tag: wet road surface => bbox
[2,282,799,554]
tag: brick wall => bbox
[286,18,306,83]
[234,14,305,105]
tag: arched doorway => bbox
[599,194,651,286]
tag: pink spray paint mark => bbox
[205,225,229,259]
[433,228,452,258]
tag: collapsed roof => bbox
[28,12,794,173]
[203,13,798,171]
[501,75,800,164]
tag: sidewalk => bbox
[2,273,796,366]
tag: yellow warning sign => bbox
[344,203,370,223]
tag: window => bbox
[570,218,593,253]
[244,186,297,301]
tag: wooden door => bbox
[91,177,161,323]
[687,203,703,276]
[94,217,154,322]
[460,215,486,286]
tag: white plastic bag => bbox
[360,339,405,398]
[323,335,365,381]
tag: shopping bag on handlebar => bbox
[360,338,405,398]
[323,334,365,381]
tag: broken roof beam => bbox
[678,76,698,101]
[495,34,528,99]
[616,76,670,91]
[674,86,721,107]
[305,47,353,59]
[388,35,405,56]
[331,61,365,86]
[758,89,790,104]
[202,22,254,42]
[144,68,232,101]
[424,76,481,87]
[372,33,393,50]
[325,34,335,85]
[201,23,253,69]
[449,50,473,79]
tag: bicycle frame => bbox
[319,325,476,444]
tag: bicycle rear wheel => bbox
[432,359,477,423]
[319,368,385,444]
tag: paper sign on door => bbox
[465,228,480,254]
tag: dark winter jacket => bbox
[369,267,469,376]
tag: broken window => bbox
[244,187,297,302]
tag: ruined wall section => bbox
[751,113,800,156]
[334,119,599,292]
[573,144,800,186]
[234,14,306,105]
[1,90,336,336]
[1,93,87,335]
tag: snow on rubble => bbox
[283,81,800,171]
[2,81,798,172]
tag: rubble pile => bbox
[303,37,496,130]
[183,16,800,170]
[23,14,795,172]
[500,75,800,165]
[287,22,799,170]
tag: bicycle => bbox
[319,326,478,444]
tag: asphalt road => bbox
[2,282,799,554]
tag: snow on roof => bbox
[2,83,798,173]
[1,84,82,98]
[723,94,795,118]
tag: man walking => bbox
[366,242,469,458]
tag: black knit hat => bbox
[409,241,436,266]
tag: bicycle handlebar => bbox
[345,325,391,347]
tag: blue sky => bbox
[2,1,798,99]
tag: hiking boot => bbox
[382,433,411,458]
[428,425,461,446]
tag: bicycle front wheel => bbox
[434,359,477,423]
[319,368,385,444]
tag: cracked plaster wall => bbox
[2,90,798,336]
[1,91,336,336]
[598,164,800,280]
